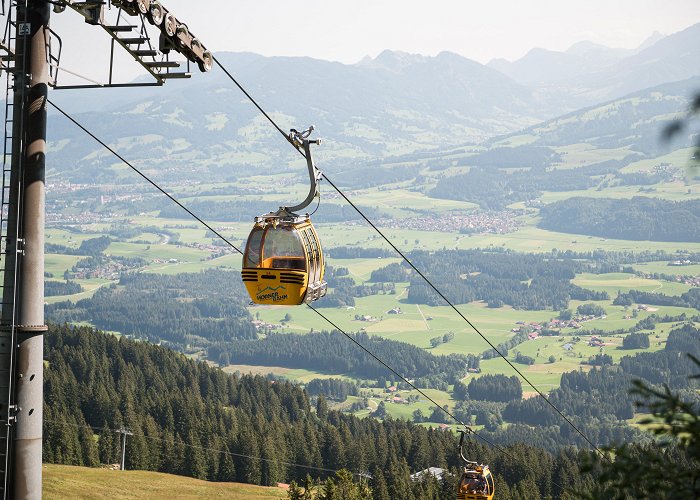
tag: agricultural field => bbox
[571,272,693,296]
[631,261,700,275]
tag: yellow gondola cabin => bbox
[242,211,326,305]
[241,126,327,306]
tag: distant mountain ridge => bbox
[45,24,700,183]
[487,23,700,108]
[48,50,543,182]
[492,76,700,154]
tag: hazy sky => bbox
[45,0,700,83]
[157,0,700,63]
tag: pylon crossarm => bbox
[52,0,211,88]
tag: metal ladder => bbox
[0,2,21,496]
[102,7,190,83]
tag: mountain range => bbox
[45,23,700,184]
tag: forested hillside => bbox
[210,330,479,387]
[456,324,700,452]
[44,324,597,499]
[400,249,608,309]
[46,270,255,352]
[539,197,700,242]
[428,163,607,210]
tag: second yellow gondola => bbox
[456,430,495,500]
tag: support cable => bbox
[208,57,609,461]
[319,173,609,460]
[46,103,567,488]
[47,99,242,255]
[212,57,301,155]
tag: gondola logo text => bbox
[256,286,288,302]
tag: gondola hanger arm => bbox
[282,126,322,214]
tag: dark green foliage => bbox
[452,381,468,401]
[632,315,656,330]
[558,309,573,320]
[586,354,613,366]
[306,379,359,402]
[504,325,700,436]
[369,262,411,283]
[44,323,604,497]
[213,330,478,384]
[45,280,83,296]
[428,406,451,424]
[46,269,255,352]
[616,170,673,185]
[575,304,606,317]
[539,196,700,242]
[403,249,607,310]
[453,401,504,428]
[514,353,535,365]
[411,409,426,423]
[428,161,603,210]
[467,374,522,402]
[77,236,112,255]
[45,235,112,256]
[482,331,529,360]
[614,287,700,311]
[620,324,700,388]
[621,332,650,349]
[577,356,700,499]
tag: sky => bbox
[43,0,700,84]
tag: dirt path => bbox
[416,304,430,330]
[71,280,114,299]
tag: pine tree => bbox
[302,474,316,500]
[321,425,346,471]
[371,467,390,500]
[577,356,700,499]
[316,395,329,420]
[218,443,236,482]
[287,480,304,500]
[318,476,337,500]
[124,428,149,472]
[260,434,285,486]
[386,456,414,500]
[78,422,99,467]
[98,424,116,465]
[513,476,540,500]
[408,431,430,471]
[237,427,261,484]
[184,429,208,480]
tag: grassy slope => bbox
[43,464,285,500]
